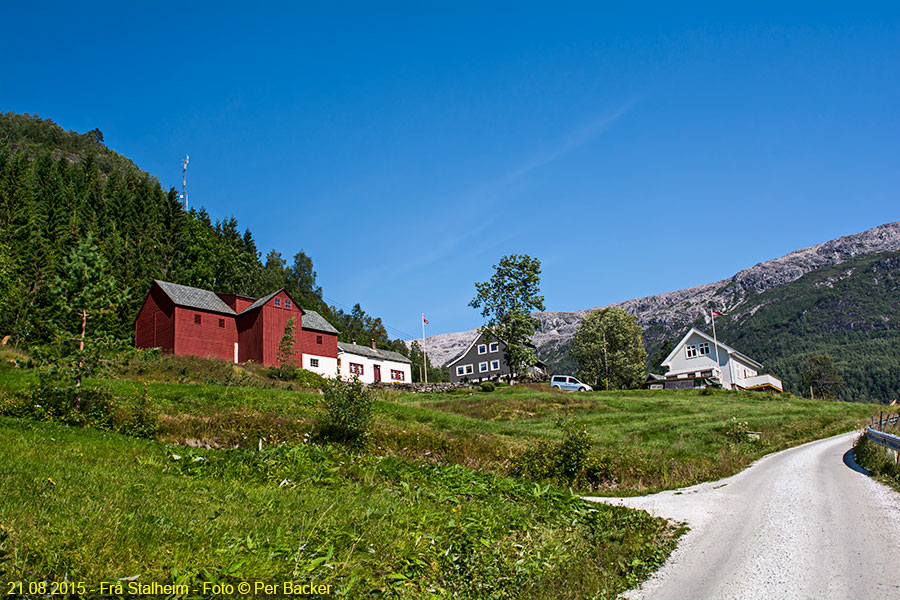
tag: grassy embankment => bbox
[0,351,882,597]
[853,419,900,493]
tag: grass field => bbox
[0,355,887,598]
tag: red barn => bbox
[134,280,339,375]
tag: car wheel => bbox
[552,385,560,390]
[578,386,587,392]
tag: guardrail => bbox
[865,411,900,459]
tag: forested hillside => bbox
[0,113,408,358]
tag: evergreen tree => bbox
[276,316,298,378]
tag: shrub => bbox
[515,418,601,484]
[480,381,495,392]
[318,377,375,448]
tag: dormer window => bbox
[274,298,281,307]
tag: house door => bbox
[373,364,381,383]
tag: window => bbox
[316,335,323,344]
[274,298,281,307]
[194,314,201,325]
[391,369,405,381]
[698,342,710,355]
[457,366,465,376]
[349,363,364,375]
[490,360,500,371]
[685,345,697,358]
[477,344,487,355]
[218,318,225,329]
[479,362,488,372]
[465,364,474,375]
[309,358,319,368]
[489,342,499,353]
[285,300,291,308]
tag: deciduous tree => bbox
[572,308,646,390]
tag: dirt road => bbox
[586,431,900,599]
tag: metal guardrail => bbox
[864,425,900,453]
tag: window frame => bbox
[685,345,697,358]
[285,299,291,309]
[218,318,225,329]
[274,298,281,307]
[316,335,323,344]
[194,314,202,325]
[490,360,500,371]
[390,369,405,381]
[349,362,364,375]
[309,358,319,368]
[698,342,710,356]
[479,361,488,373]
[456,366,465,376]
[477,344,487,355]
[489,342,499,353]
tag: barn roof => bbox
[302,310,339,334]
[338,342,411,364]
[154,280,236,315]
[242,290,281,313]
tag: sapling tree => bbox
[276,315,298,378]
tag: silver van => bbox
[550,375,593,392]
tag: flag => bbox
[711,311,727,317]
[422,314,429,325]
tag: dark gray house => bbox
[446,332,546,383]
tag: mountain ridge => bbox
[415,221,900,371]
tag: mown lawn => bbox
[0,417,677,599]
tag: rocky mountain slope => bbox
[415,221,900,371]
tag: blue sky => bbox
[4,2,899,339]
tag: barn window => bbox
[316,335,323,344]
[310,358,319,368]
[274,298,281,307]
[285,300,291,308]
[218,318,225,328]
[194,314,201,325]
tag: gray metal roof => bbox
[302,310,339,334]
[155,280,236,315]
[338,341,411,364]
[242,289,281,313]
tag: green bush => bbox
[514,418,609,485]
[268,366,327,389]
[318,377,375,448]
[480,381,495,392]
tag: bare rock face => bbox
[412,222,900,366]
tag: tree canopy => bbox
[571,308,646,390]
[469,254,546,378]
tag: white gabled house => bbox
[337,341,412,384]
[647,328,783,392]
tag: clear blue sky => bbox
[4,2,899,339]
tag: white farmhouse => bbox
[337,341,412,384]
[647,328,783,392]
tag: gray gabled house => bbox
[446,332,546,383]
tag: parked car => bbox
[550,375,592,392]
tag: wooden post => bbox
[880,411,884,431]
[810,386,814,400]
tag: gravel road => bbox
[585,431,900,600]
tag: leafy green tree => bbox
[275,316,298,378]
[469,254,546,379]
[50,233,127,395]
[801,354,845,399]
[571,308,646,390]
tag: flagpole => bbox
[422,313,428,384]
[711,309,721,383]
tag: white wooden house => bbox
[647,328,782,392]
[337,341,412,384]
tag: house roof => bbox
[662,327,763,370]
[302,310,339,334]
[338,342,411,364]
[154,280,236,315]
[242,289,282,313]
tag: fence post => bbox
[880,411,884,431]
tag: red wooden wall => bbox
[173,306,237,362]
[257,291,303,367]
[299,329,338,359]
[134,284,175,351]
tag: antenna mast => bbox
[181,154,190,210]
